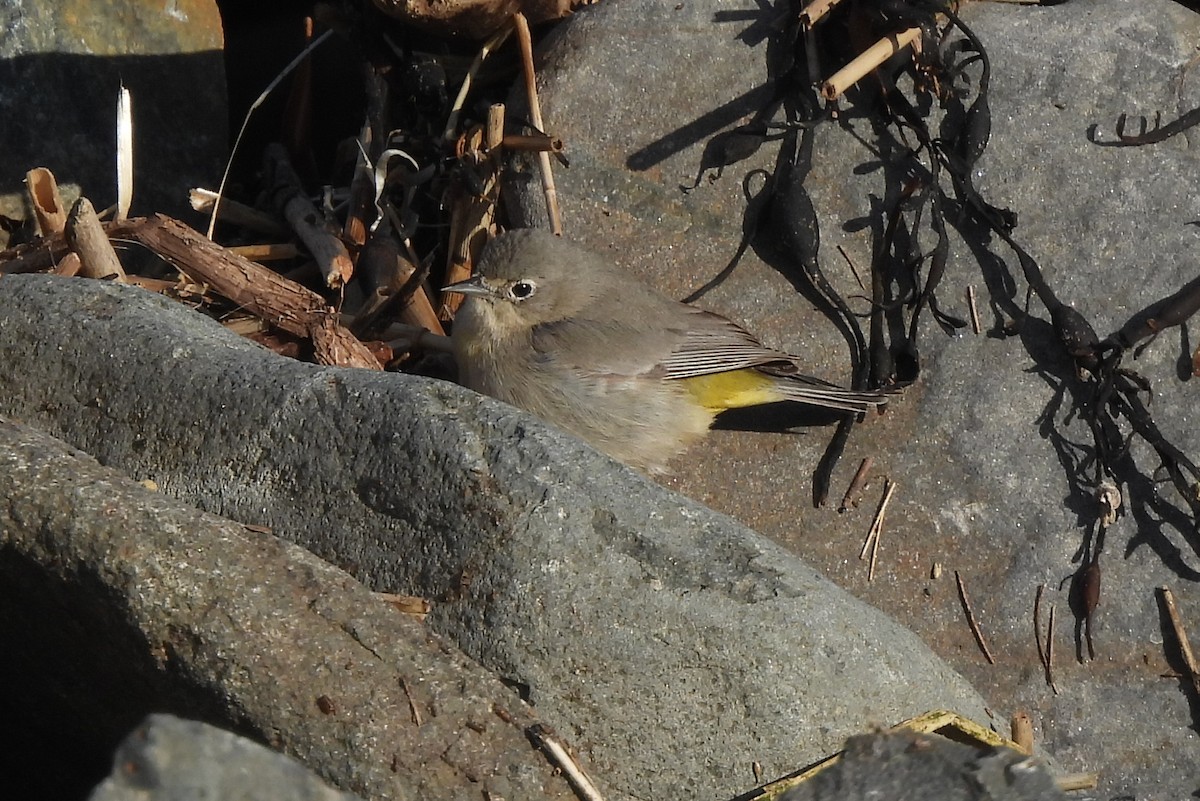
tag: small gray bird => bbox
[445,229,886,473]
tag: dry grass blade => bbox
[207,28,334,238]
[443,22,513,142]
[859,478,895,581]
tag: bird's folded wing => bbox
[658,309,836,383]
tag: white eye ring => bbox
[509,280,537,300]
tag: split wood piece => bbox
[53,252,82,277]
[66,197,127,282]
[263,142,354,289]
[109,214,380,370]
[821,27,923,102]
[354,230,445,335]
[221,316,269,337]
[486,102,505,150]
[1159,586,1200,697]
[25,167,68,236]
[0,231,74,274]
[228,243,300,262]
[376,592,431,618]
[955,570,995,664]
[526,724,606,801]
[1009,711,1033,755]
[190,188,290,239]
[513,12,563,235]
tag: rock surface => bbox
[507,0,1200,797]
[89,714,366,801]
[0,275,988,801]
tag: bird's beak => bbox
[442,274,491,298]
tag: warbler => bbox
[444,229,886,473]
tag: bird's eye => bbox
[509,280,537,300]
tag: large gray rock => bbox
[780,730,1065,801]
[89,715,366,801]
[0,274,989,801]
[0,416,574,801]
[506,0,1200,797]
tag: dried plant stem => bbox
[800,0,846,28]
[955,570,995,664]
[264,143,354,289]
[513,12,562,235]
[503,133,565,153]
[821,27,923,101]
[190,188,289,238]
[839,456,874,512]
[967,285,981,334]
[1159,586,1200,696]
[25,167,67,236]
[527,724,606,801]
[1010,711,1033,755]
